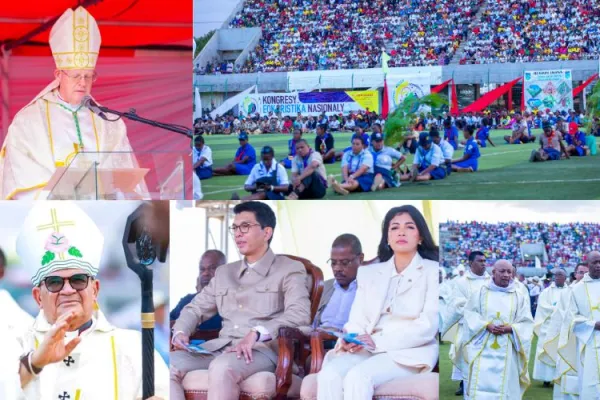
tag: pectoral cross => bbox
[58,392,70,400]
[591,298,600,314]
[36,209,75,260]
[63,356,75,366]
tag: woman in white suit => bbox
[317,205,439,400]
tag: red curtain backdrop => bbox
[0,55,193,193]
[381,78,389,119]
[461,77,522,113]
[431,79,453,93]
[1,0,191,51]
[573,73,599,97]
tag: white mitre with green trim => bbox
[16,202,104,286]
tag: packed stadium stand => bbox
[202,0,484,74]
[199,0,600,74]
[459,0,600,64]
[440,221,600,269]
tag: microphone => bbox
[83,95,109,120]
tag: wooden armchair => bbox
[299,330,440,400]
[180,255,324,400]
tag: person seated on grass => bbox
[529,122,570,162]
[329,135,375,196]
[330,115,341,132]
[401,132,446,182]
[288,139,328,200]
[443,118,459,150]
[504,112,534,144]
[233,146,289,200]
[451,125,481,173]
[399,131,419,155]
[370,132,405,192]
[212,132,257,176]
[429,127,454,177]
[282,128,302,169]
[335,127,370,161]
[316,124,336,164]
[192,135,213,180]
[282,116,293,133]
[564,127,589,157]
[473,117,495,147]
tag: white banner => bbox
[238,90,380,117]
[386,74,431,113]
[524,69,573,113]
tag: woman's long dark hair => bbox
[377,205,439,262]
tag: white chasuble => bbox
[18,310,169,400]
[541,287,579,400]
[459,284,533,400]
[441,270,490,381]
[0,80,141,200]
[558,275,600,399]
[533,283,567,381]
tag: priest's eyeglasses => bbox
[61,70,98,83]
[229,223,261,234]
[41,274,92,293]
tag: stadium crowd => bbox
[197,0,600,73]
[441,221,600,269]
[459,0,600,64]
[202,0,483,73]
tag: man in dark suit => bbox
[313,234,363,331]
[170,249,227,330]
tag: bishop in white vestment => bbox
[558,252,600,399]
[542,264,588,400]
[14,201,168,399]
[457,260,533,400]
[533,269,568,383]
[441,251,490,394]
[0,7,138,200]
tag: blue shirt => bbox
[444,126,459,149]
[476,126,490,147]
[235,143,256,166]
[414,143,443,169]
[169,293,223,330]
[342,149,374,174]
[288,139,298,157]
[319,280,358,330]
[463,137,480,160]
[370,146,403,170]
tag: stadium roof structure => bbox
[0,0,192,55]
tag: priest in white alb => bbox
[542,263,588,400]
[13,201,168,399]
[0,6,139,200]
[532,268,568,386]
[456,259,534,399]
[558,251,600,399]
[442,251,490,396]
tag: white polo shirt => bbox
[245,161,289,186]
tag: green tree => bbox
[194,30,216,59]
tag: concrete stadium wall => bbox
[195,60,599,93]
[195,65,443,93]
[443,60,600,84]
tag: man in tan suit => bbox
[170,201,311,400]
[313,234,363,331]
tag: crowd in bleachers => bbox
[441,221,600,269]
[197,0,600,74]
[202,0,483,74]
[459,0,600,64]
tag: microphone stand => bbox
[96,104,192,137]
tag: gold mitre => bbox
[50,6,101,70]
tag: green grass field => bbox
[199,129,600,200]
[440,336,553,399]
